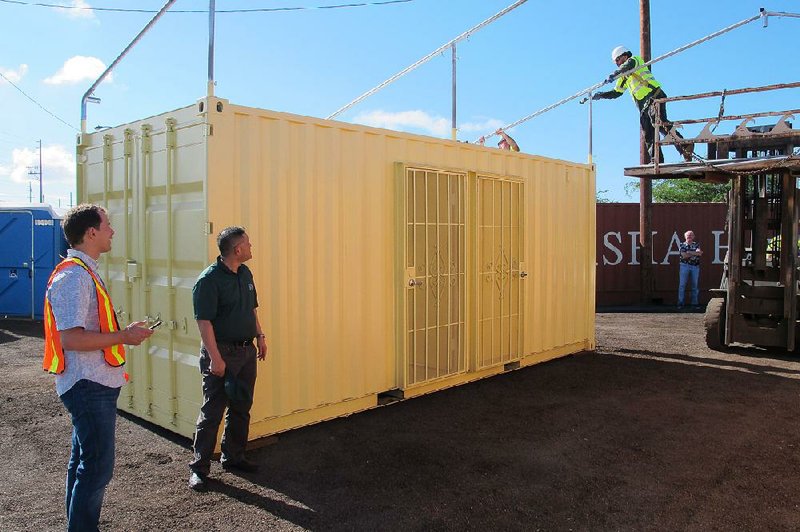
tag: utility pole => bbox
[38,139,43,203]
[26,139,43,204]
[639,0,654,305]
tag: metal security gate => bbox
[476,175,524,369]
[403,167,467,386]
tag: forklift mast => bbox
[726,166,798,349]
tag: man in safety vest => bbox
[44,203,153,532]
[591,45,694,164]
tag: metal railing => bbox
[80,0,178,134]
[478,8,800,162]
[651,81,800,174]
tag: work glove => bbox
[604,74,615,84]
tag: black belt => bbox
[219,339,253,347]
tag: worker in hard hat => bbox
[591,46,693,163]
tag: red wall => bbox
[596,203,728,307]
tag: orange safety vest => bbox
[43,257,126,374]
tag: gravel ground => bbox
[2,313,800,531]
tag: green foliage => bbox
[625,179,729,203]
[624,181,640,199]
[596,189,614,203]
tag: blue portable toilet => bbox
[0,204,68,319]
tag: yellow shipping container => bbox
[77,96,596,440]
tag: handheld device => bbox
[149,320,163,330]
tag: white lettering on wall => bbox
[599,228,727,267]
[661,232,682,264]
[628,231,640,265]
[603,232,623,265]
[712,231,727,265]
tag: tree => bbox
[625,179,729,202]
[596,189,614,203]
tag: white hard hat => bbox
[611,45,629,62]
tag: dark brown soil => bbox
[3,313,800,531]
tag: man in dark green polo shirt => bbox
[188,226,268,492]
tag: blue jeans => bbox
[678,262,700,306]
[60,379,120,532]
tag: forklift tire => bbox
[704,298,726,350]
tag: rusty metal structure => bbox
[625,82,800,350]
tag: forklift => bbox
[706,155,798,350]
[623,82,800,350]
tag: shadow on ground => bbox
[4,313,800,531]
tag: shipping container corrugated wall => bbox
[596,203,728,307]
[78,96,595,440]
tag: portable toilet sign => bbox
[0,204,67,319]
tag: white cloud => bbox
[44,56,109,85]
[353,110,451,137]
[0,64,29,84]
[1,145,75,186]
[458,117,505,133]
[352,109,504,138]
[57,0,97,20]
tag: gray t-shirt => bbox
[48,249,127,396]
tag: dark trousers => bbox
[190,343,257,475]
[639,87,685,162]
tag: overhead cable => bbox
[327,0,529,120]
[480,8,799,142]
[0,71,79,132]
[81,0,178,132]
[0,0,413,14]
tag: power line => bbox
[0,138,32,147]
[0,71,79,132]
[327,0,528,120]
[0,0,413,14]
[481,8,800,142]
[0,129,36,143]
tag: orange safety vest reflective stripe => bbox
[43,257,126,374]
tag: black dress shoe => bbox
[188,471,208,492]
[221,458,260,473]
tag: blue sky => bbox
[0,0,798,207]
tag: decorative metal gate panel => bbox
[403,168,467,386]
[476,175,524,368]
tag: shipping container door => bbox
[403,168,467,387]
[0,211,33,318]
[476,175,524,368]
[83,117,208,437]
